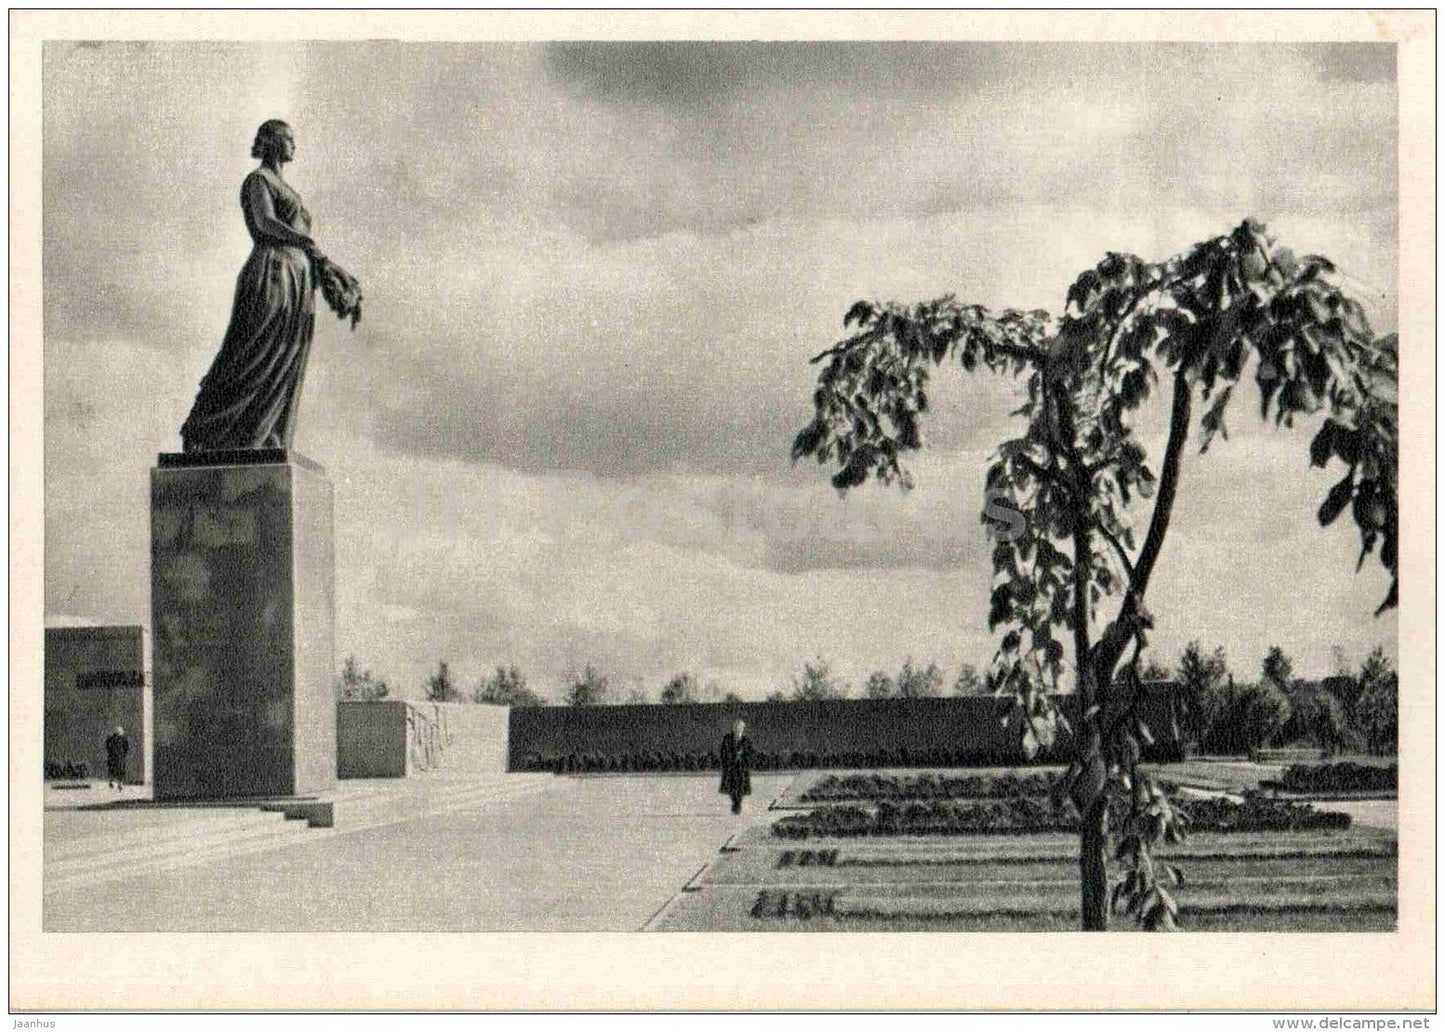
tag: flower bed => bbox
[518,747,990,774]
[772,798,1077,838]
[1182,797,1352,832]
[770,796,1351,839]
[799,771,1058,802]
[1276,762,1397,794]
[751,890,840,919]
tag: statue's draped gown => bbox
[181,168,316,451]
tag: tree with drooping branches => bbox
[792,218,1398,930]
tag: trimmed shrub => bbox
[1278,761,1397,794]
[1181,797,1351,832]
[799,771,1058,803]
[770,794,1350,839]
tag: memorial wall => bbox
[43,625,150,783]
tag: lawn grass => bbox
[704,849,1395,887]
[655,885,1396,932]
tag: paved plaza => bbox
[43,773,792,931]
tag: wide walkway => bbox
[43,773,792,932]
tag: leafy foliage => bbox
[336,655,389,702]
[1110,779,1189,931]
[1201,677,1292,755]
[1139,659,1173,681]
[424,660,460,703]
[474,665,545,707]
[952,663,986,696]
[1354,647,1398,755]
[863,659,946,699]
[796,222,1396,696]
[1282,685,1355,755]
[564,665,610,707]
[790,658,850,701]
[1175,641,1229,748]
[896,658,945,698]
[659,672,701,705]
[1261,645,1296,690]
[792,217,1397,931]
[863,670,895,699]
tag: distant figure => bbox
[104,726,129,790]
[719,719,753,814]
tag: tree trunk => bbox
[1080,794,1110,930]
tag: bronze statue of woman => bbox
[181,119,360,452]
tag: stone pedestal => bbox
[150,449,336,800]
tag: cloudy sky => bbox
[43,41,1398,700]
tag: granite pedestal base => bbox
[150,450,336,800]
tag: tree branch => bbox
[1092,369,1193,676]
[988,339,1048,365]
[1097,523,1137,586]
[1131,369,1193,598]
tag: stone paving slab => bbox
[43,773,561,896]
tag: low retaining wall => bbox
[432,704,510,774]
[337,700,509,778]
[507,686,1184,773]
[337,701,410,778]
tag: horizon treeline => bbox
[332,645,1397,756]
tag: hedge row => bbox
[1277,761,1397,794]
[773,798,1075,838]
[800,771,1059,802]
[516,746,1017,774]
[1182,797,1352,833]
[770,796,1352,839]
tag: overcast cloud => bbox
[44,41,1398,698]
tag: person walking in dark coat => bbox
[104,726,129,790]
[719,719,753,814]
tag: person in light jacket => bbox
[719,719,753,814]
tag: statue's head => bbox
[251,119,294,163]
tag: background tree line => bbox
[335,645,1396,758]
[337,655,990,707]
[1174,641,1397,757]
